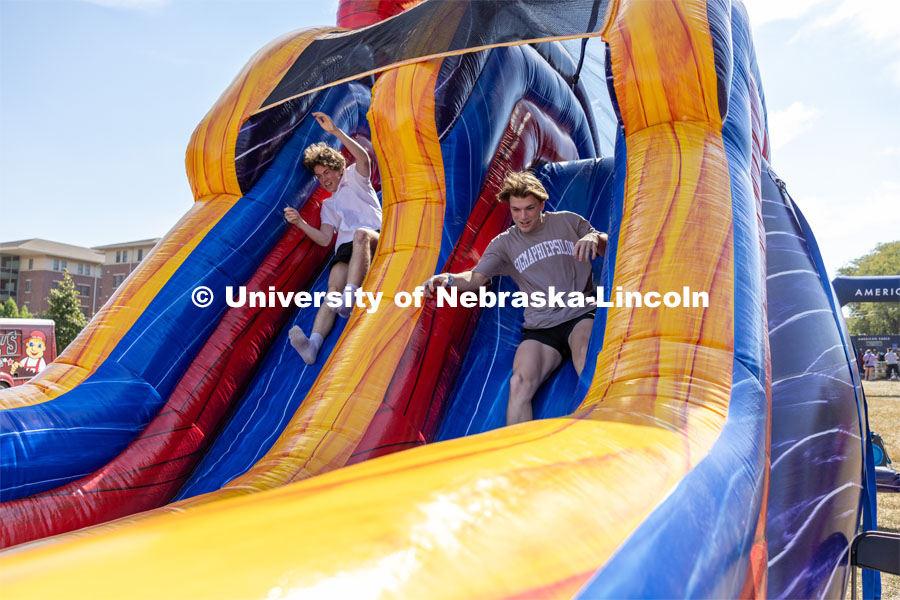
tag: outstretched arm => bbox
[422,271,490,298]
[312,112,371,179]
[284,207,335,247]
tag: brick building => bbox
[0,238,159,318]
[92,239,159,308]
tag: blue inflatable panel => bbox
[0,82,371,501]
[436,158,614,441]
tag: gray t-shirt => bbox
[474,211,598,329]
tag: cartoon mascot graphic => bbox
[10,330,48,377]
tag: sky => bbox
[1,0,898,280]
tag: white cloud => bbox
[884,146,900,156]
[863,180,900,217]
[768,102,822,149]
[78,0,170,11]
[799,1,900,90]
[887,59,900,93]
[745,0,829,28]
[798,180,900,275]
[808,0,900,43]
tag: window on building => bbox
[25,280,31,292]
[53,259,59,271]
[115,251,121,263]
[52,280,60,290]
[61,260,67,271]
[84,265,91,276]
[137,249,143,261]
[1,256,19,270]
[113,274,125,289]
[0,255,19,301]
[98,266,103,277]
[122,250,128,262]
[77,263,83,275]
[28,258,33,269]
[77,284,90,296]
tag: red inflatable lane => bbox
[347,100,580,464]
[1,189,333,548]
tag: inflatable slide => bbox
[0,0,879,598]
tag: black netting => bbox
[260,0,609,112]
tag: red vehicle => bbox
[0,318,57,389]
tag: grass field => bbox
[846,379,899,599]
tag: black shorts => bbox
[328,241,354,269]
[328,229,380,269]
[521,310,595,359]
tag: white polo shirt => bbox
[320,163,382,248]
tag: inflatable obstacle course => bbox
[0,1,879,598]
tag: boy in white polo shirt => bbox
[284,112,382,364]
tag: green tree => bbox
[0,298,34,318]
[42,270,87,351]
[838,241,900,335]
[0,298,19,318]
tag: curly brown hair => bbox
[496,171,549,203]
[303,142,346,173]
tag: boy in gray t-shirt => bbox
[424,171,607,425]
[474,210,597,329]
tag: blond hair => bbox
[303,142,346,173]
[497,171,549,203]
